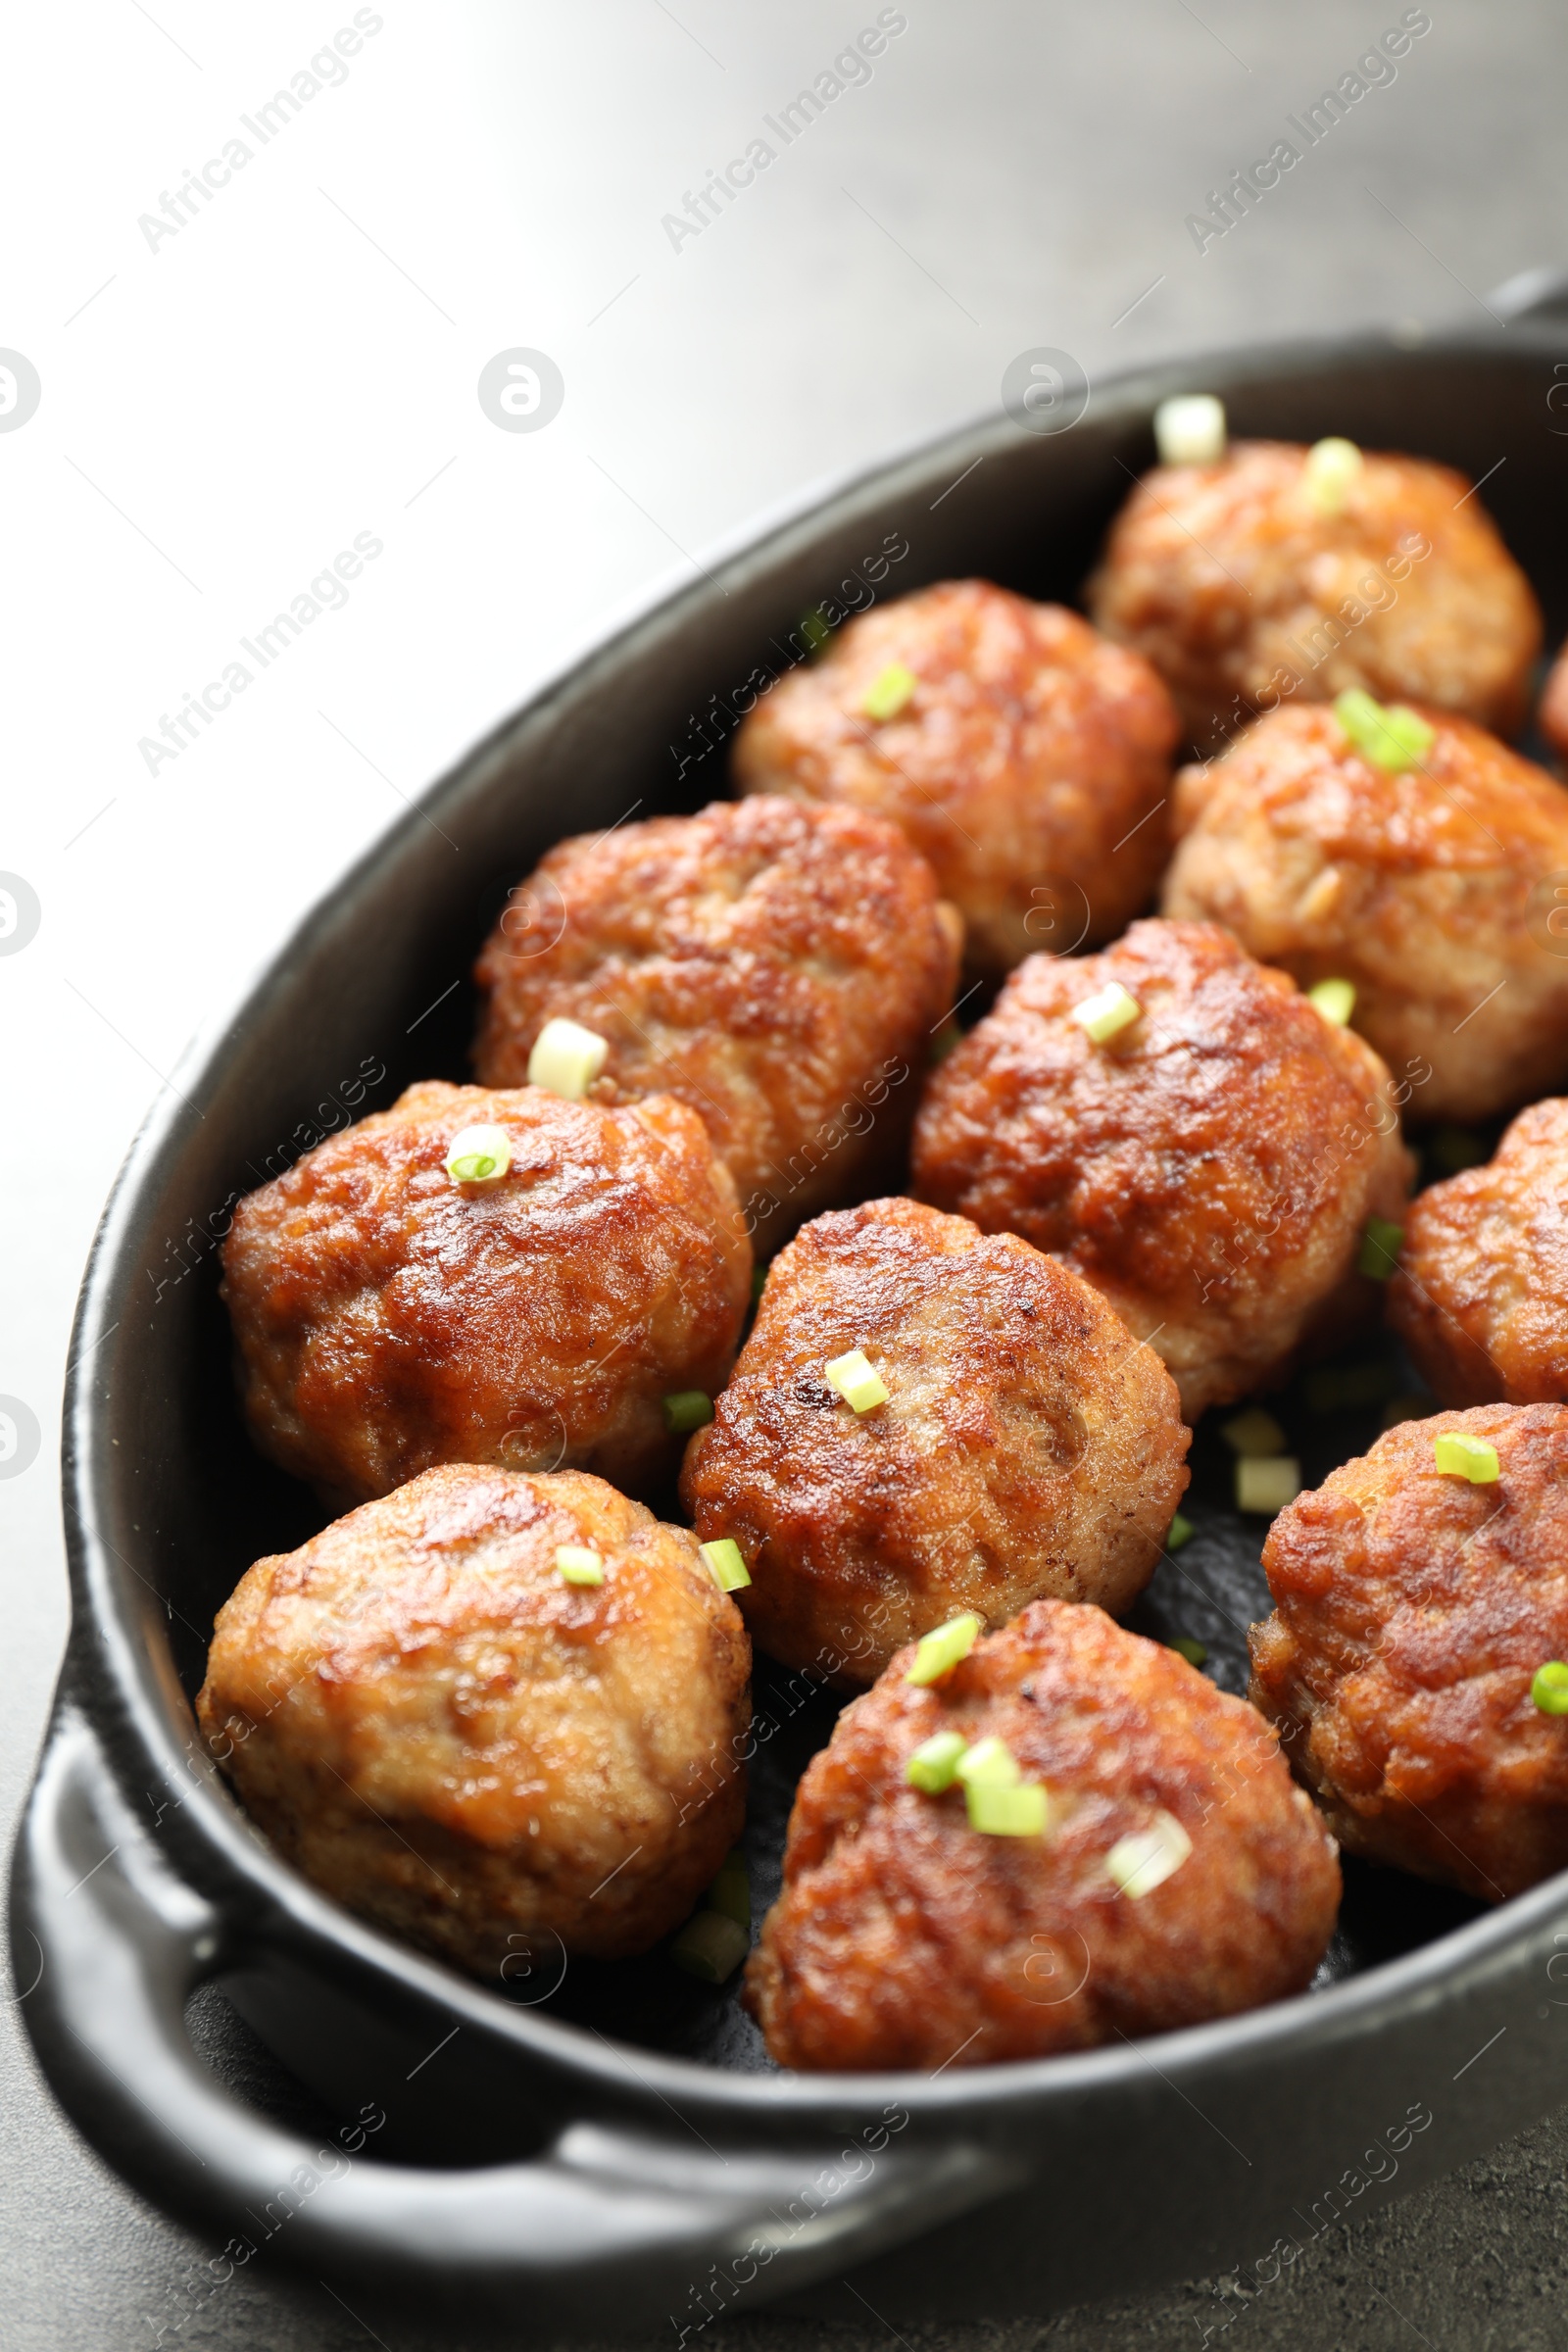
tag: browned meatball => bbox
[911,919,1413,1419]
[1163,702,1568,1124]
[681,1198,1189,1687]
[730,580,1180,976]
[745,1599,1339,2071]
[472,797,959,1251]
[1088,441,1541,753]
[221,1080,750,1506]
[1541,642,1568,766]
[1250,1406,1568,1902]
[1391,1101,1568,1405]
[197,1466,750,1977]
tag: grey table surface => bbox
[7,3,1568,2344]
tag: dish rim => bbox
[57,314,1568,2119]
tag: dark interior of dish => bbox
[141,340,1564,2081]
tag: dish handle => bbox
[12,1698,1010,2333]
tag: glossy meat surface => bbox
[222,1080,750,1504]
[1250,1406,1568,1902]
[1164,702,1568,1123]
[1088,440,1541,752]
[198,1465,751,1975]
[746,1599,1339,2070]
[681,1197,1189,1686]
[911,919,1413,1417]
[731,580,1180,975]
[472,796,959,1249]
[1392,1100,1568,1405]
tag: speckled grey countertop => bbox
[7,4,1568,2344]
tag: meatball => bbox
[221,1080,749,1506]
[472,796,959,1251]
[745,1598,1339,2071]
[681,1197,1189,1688]
[197,1465,750,1976]
[911,919,1413,1419]
[1088,440,1541,753]
[730,580,1180,976]
[1162,702,1568,1124]
[1250,1406,1568,1902]
[1541,642,1568,766]
[1390,1100,1568,1406]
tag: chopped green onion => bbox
[966,1780,1049,1838]
[1307,977,1356,1027]
[1106,1810,1193,1897]
[906,1730,968,1793]
[1357,1217,1405,1280]
[906,1612,983,1687]
[800,605,833,657]
[1334,689,1436,773]
[1071,980,1142,1046]
[1303,436,1364,514]
[555,1544,605,1586]
[1236,1456,1300,1514]
[929,1019,963,1065]
[444,1123,513,1189]
[1433,1431,1500,1484]
[824,1348,890,1413]
[1153,393,1227,466]
[1166,1512,1195,1551]
[706,1849,751,1927]
[926,1734,1050,1836]
[662,1390,713,1435]
[1171,1636,1208,1668]
[1532,1663,1568,1716]
[1430,1125,1486,1173]
[669,1909,750,1983]
[861,662,917,722]
[1373,708,1434,767]
[955,1735,1021,1790]
[528,1016,610,1101]
[699,1537,752,1592]
[1221,1407,1287,1459]
[1305,1361,1397,1413]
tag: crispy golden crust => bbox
[1249,1406,1568,1902]
[471,797,959,1249]
[1163,702,1568,1124]
[910,919,1413,1419]
[1390,1101,1568,1406]
[745,1599,1339,2071]
[221,1081,750,1506]
[1088,441,1541,752]
[198,1467,749,1975]
[681,1199,1189,1687]
[730,580,1180,976]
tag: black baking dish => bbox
[18,301,1568,2340]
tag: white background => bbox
[5,4,1568,2346]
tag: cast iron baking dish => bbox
[18,299,1568,2340]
